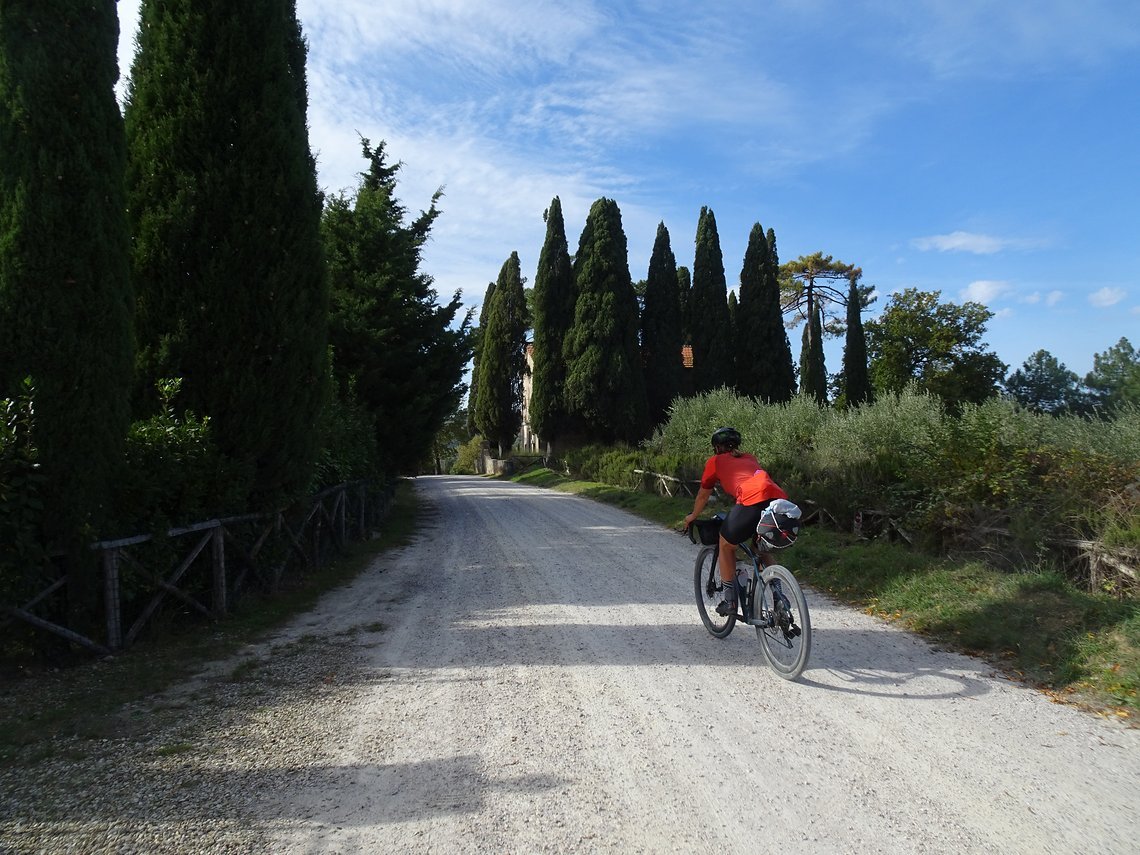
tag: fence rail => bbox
[2,480,394,654]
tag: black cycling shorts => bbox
[720,499,773,545]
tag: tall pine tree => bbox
[563,198,648,443]
[528,197,575,451]
[125,0,328,506]
[0,1,133,578]
[688,207,732,393]
[322,140,471,476]
[475,253,527,455]
[736,223,794,402]
[640,222,684,428]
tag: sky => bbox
[116,0,1140,378]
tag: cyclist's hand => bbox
[683,512,696,532]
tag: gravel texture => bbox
[2,474,1138,854]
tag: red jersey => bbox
[700,452,788,506]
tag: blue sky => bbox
[117,1,1140,377]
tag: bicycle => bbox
[689,512,812,680]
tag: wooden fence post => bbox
[212,526,227,617]
[102,546,122,651]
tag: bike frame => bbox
[728,539,776,627]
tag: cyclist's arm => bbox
[683,486,714,530]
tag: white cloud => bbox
[1089,287,1126,308]
[1020,292,1041,305]
[1045,290,1064,307]
[912,231,1044,255]
[993,307,1014,320]
[961,280,1011,303]
[882,0,1140,78]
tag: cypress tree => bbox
[466,280,495,437]
[528,197,575,451]
[688,207,732,393]
[0,1,133,587]
[736,223,795,402]
[640,222,684,428]
[842,272,872,406]
[563,198,648,443]
[677,265,692,344]
[800,302,827,404]
[765,226,795,400]
[475,253,527,456]
[125,0,328,507]
[322,140,471,476]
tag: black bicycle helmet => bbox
[711,426,742,450]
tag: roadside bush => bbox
[640,388,1140,581]
[451,435,484,475]
[110,379,243,539]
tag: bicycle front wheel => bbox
[756,564,811,679]
[694,546,735,638]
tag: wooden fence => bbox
[2,480,394,654]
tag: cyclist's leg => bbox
[719,501,767,581]
[716,535,736,584]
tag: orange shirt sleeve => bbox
[699,455,718,490]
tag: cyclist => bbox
[683,427,788,616]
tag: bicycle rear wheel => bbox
[755,564,811,679]
[694,546,735,637]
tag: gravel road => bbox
[3,474,1138,854]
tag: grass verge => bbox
[512,466,1138,721]
[0,480,419,765]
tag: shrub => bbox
[451,435,484,475]
[111,380,242,538]
[644,388,1140,576]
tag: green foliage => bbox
[0,1,134,550]
[736,223,795,403]
[648,387,1140,564]
[111,380,241,538]
[799,302,827,404]
[451,434,485,475]
[0,381,47,605]
[793,528,1138,710]
[476,252,528,454]
[677,265,692,345]
[1004,349,1087,415]
[563,198,649,443]
[529,197,576,445]
[322,139,472,477]
[1085,337,1140,414]
[426,407,471,475]
[315,370,380,487]
[780,252,858,321]
[126,0,329,508]
[559,443,697,492]
[640,222,685,428]
[865,288,1007,409]
[688,207,732,394]
[467,281,496,437]
[841,273,871,407]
